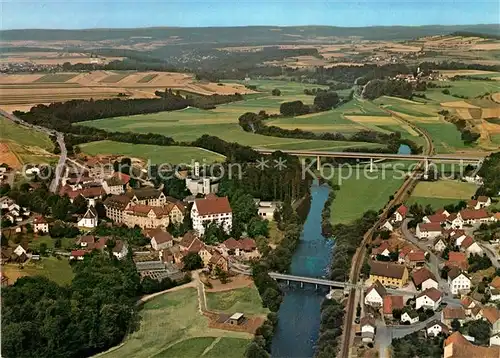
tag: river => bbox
[271,182,334,358]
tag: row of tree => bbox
[361,78,413,100]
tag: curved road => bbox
[0,109,67,193]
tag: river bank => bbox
[271,182,333,358]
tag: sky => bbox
[1,0,499,30]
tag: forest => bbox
[1,253,141,358]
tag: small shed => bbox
[228,313,245,325]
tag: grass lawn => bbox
[406,196,466,209]
[0,117,54,150]
[34,73,77,83]
[154,337,215,358]
[202,337,250,358]
[28,236,76,251]
[100,288,251,358]
[326,167,405,224]
[205,286,269,316]
[79,141,226,164]
[2,256,74,285]
[446,80,500,98]
[411,180,477,199]
[227,79,328,96]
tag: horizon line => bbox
[1,23,498,32]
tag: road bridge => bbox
[268,272,355,289]
[254,148,484,163]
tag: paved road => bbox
[0,109,67,193]
[50,132,67,193]
[376,311,441,357]
[401,219,448,288]
[478,242,500,269]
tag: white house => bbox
[489,277,500,302]
[255,200,281,221]
[13,245,26,257]
[191,195,232,236]
[433,237,447,253]
[468,196,491,209]
[360,316,376,343]
[416,288,443,310]
[460,236,483,257]
[426,320,449,337]
[490,332,500,347]
[461,296,477,316]
[371,241,391,257]
[25,166,40,175]
[364,280,387,307]
[102,176,125,195]
[401,311,419,324]
[458,209,497,225]
[447,268,471,295]
[452,231,468,247]
[380,220,394,232]
[416,222,442,239]
[77,206,98,228]
[393,205,408,223]
[33,216,49,233]
[151,231,173,251]
[447,214,464,229]
[111,240,128,260]
[412,267,439,291]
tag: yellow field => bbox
[0,51,123,65]
[440,100,480,109]
[493,93,500,103]
[482,107,500,119]
[439,69,499,77]
[396,113,440,123]
[0,71,255,111]
[455,108,473,120]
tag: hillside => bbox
[1,24,498,43]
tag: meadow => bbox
[406,180,477,209]
[79,141,226,164]
[324,166,405,224]
[2,256,74,286]
[100,288,251,358]
[0,117,53,150]
[205,286,269,316]
[80,106,385,151]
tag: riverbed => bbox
[271,182,334,358]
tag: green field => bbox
[137,73,158,83]
[80,107,384,151]
[0,117,54,150]
[326,166,405,224]
[34,73,77,83]
[3,256,74,285]
[100,288,251,358]
[445,80,500,98]
[79,141,226,164]
[417,122,469,153]
[228,79,329,96]
[206,286,269,316]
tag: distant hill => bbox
[1,24,499,43]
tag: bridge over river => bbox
[268,272,357,290]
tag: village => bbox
[0,156,281,294]
[356,193,500,356]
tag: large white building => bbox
[447,268,471,295]
[191,195,232,235]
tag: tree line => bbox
[361,78,413,100]
[476,152,500,198]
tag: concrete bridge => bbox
[254,148,484,163]
[268,272,356,289]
